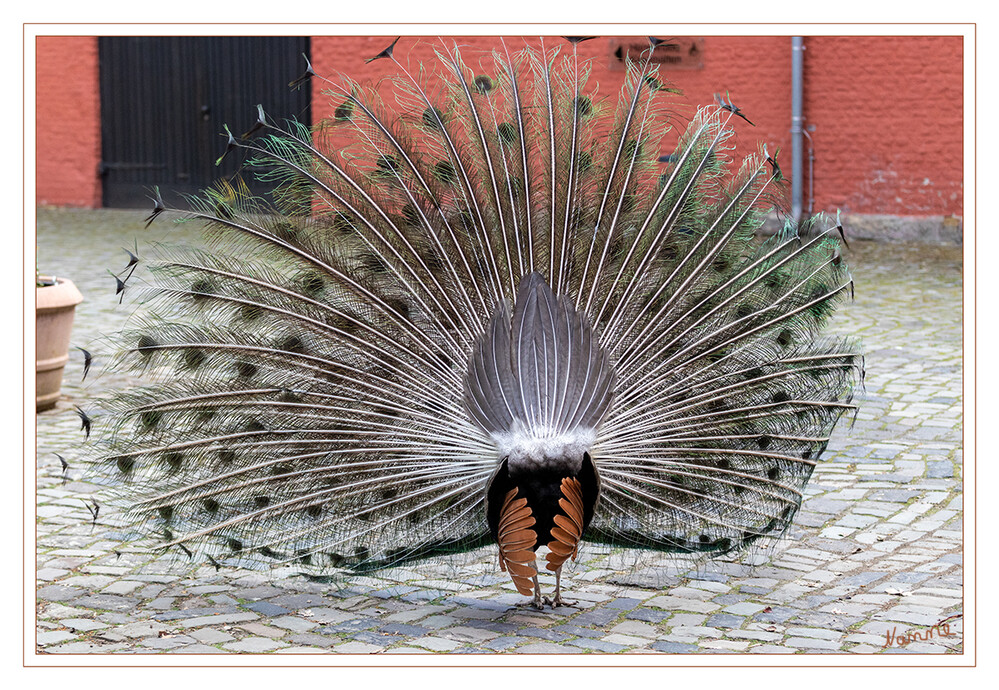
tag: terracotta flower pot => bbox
[36,276,84,412]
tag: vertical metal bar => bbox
[791,36,804,223]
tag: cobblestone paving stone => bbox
[34,209,964,656]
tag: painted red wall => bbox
[35,35,964,220]
[35,36,101,207]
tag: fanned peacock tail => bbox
[86,37,862,582]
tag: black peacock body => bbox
[87,37,862,608]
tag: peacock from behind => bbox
[86,37,862,608]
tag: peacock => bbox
[83,36,862,609]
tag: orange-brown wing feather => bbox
[545,477,585,572]
[498,487,537,595]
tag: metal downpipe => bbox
[791,36,805,224]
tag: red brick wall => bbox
[803,36,964,216]
[35,36,101,207]
[35,35,963,220]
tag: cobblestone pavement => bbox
[34,208,964,656]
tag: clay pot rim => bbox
[36,275,84,310]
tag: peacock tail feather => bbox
[86,37,862,577]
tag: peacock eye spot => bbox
[574,95,592,116]
[240,303,263,321]
[422,106,445,129]
[190,277,215,297]
[331,211,355,234]
[299,271,325,295]
[387,297,410,320]
[624,139,644,160]
[183,348,207,368]
[334,101,353,121]
[137,334,158,353]
[473,75,493,94]
[235,361,257,379]
[497,122,517,144]
[279,335,306,354]
[768,467,780,480]
[376,154,401,174]
[401,204,421,226]
[139,410,162,430]
[433,160,457,184]
[162,451,183,472]
[272,220,297,239]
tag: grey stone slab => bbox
[706,613,746,629]
[446,596,515,612]
[175,612,259,628]
[483,636,528,651]
[59,618,107,632]
[36,585,84,602]
[223,637,289,653]
[323,617,381,633]
[625,608,672,623]
[517,626,572,642]
[785,636,843,650]
[409,636,462,652]
[463,618,519,634]
[650,640,698,653]
[71,594,139,611]
[154,606,241,621]
[286,633,336,648]
[573,638,629,653]
[243,600,291,616]
[36,631,78,646]
[352,630,404,646]
[189,627,235,644]
[514,642,582,654]
[552,624,604,639]
[263,593,336,609]
[379,622,431,636]
[605,597,644,610]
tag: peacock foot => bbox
[519,586,543,610]
[543,594,577,609]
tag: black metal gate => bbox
[99,36,311,208]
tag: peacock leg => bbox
[548,565,576,608]
[528,572,545,609]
